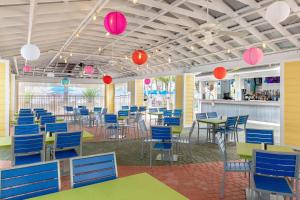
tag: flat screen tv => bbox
[265,76,280,83]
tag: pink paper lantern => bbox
[144,78,151,85]
[104,11,127,35]
[23,65,32,73]
[243,47,264,65]
[83,65,94,74]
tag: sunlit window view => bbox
[114,82,130,111]
[143,76,175,109]
[18,82,104,115]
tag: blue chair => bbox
[38,112,52,119]
[139,106,146,112]
[163,110,173,117]
[35,110,47,119]
[218,116,238,143]
[122,106,129,110]
[40,115,56,131]
[104,114,120,139]
[70,152,118,188]
[158,107,167,112]
[78,105,86,109]
[33,108,45,112]
[235,115,248,142]
[94,107,102,113]
[216,134,250,198]
[52,131,82,160]
[150,126,173,167]
[18,112,34,117]
[45,122,68,135]
[173,109,182,117]
[196,112,209,143]
[149,108,158,113]
[79,108,90,128]
[207,112,218,119]
[0,161,60,200]
[19,108,32,113]
[130,106,138,113]
[246,129,274,145]
[14,124,40,135]
[17,116,34,125]
[118,110,129,120]
[251,150,299,199]
[12,134,45,166]
[163,117,181,126]
[64,106,74,122]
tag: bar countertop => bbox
[200,99,280,107]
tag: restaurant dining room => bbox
[1,0,300,199]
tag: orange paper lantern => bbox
[132,50,148,65]
[213,67,227,80]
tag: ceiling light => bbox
[64,58,67,63]
[168,57,171,63]
[125,56,128,60]
[227,49,231,53]
[93,15,97,21]
[262,42,267,49]
[203,32,213,45]
[98,47,102,52]
[132,0,138,4]
[76,33,80,38]
[190,46,194,51]
[70,52,73,57]
[106,32,110,36]
[59,55,62,59]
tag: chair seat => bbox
[153,143,172,150]
[253,175,292,194]
[55,149,78,159]
[224,161,250,172]
[15,153,42,166]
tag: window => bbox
[115,82,130,111]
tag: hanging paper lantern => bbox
[265,1,290,24]
[213,67,227,80]
[144,78,151,85]
[83,65,94,74]
[104,11,127,35]
[132,50,148,65]
[21,43,40,61]
[102,75,112,84]
[243,47,264,65]
[61,77,70,86]
[23,65,32,73]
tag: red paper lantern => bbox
[84,65,94,74]
[213,67,227,80]
[102,75,112,84]
[104,11,127,35]
[132,50,148,65]
[243,47,264,65]
[23,65,32,73]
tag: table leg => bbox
[212,124,216,143]
[197,122,200,144]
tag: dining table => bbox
[29,173,187,200]
[197,118,226,143]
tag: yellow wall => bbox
[0,60,10,136]
[135,79,144,106]
[284,61,300,146]
[175,75,183,109]
[128,80,135,105]
[105,84,115,113]
[184,74,195,126]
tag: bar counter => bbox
[200,100,280,124]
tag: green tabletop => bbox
[197,118,226,125]
[236,142,294,160]
[148,112,163,116]
[118,116,128,121]
[29,173,187,200]
[0,131,94,148]
[11,118,65,125]
[172,126,182,134]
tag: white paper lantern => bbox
[21,43,40,61]
[265,1,290,24]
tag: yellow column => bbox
[10,74,16,122]
[175,73,194,127]
[105,83,115,113]
[284,61,300,147]
[127,80,135,105]
[0,60,10,136]
[135,79,144,106]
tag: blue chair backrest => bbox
[20,108,31,112]
[237,115,248,125]
[33,108,45,112]
[164,117,180,126]
[151,126,172,140]
[35,110,47,118]
[163,110,173,117]
[253,150,299,178]
[94,107,102,113]
[79,109,89,116]
[130,106,138,112]
[38,112,52,119]
[207,112,218,118]
[0,161,60,199]
[41,115,56,126]
[13,134,45,158]
[65,106,74,112]
[118,110,129,117]
[196,113,207,120]
[71,152,118,188]
[45,123,68,133]
[159,107,167,112]
[225,116,238,128]
[55,131,82,149]
[15,124,40,135]
[78,106,86,109]
[122,106,129,110]
[104,114,118,124]
[139,106,146,112]
[19,112,34,117]
[17,116,34,125]
[246,129,274,145]
[173,109,182,117]
[149,108,158,113]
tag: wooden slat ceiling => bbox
[1,0,300,80]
